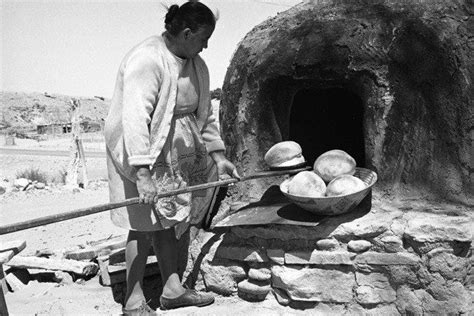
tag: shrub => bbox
[58,168,68,184]
[16,168,48,184]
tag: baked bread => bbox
[326,175,366,197]
[313,149,356,182]
[264,141,305,168]
[287,171,326,197]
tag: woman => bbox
[104,2,239,314]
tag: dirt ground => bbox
[1,180,306,316]
[0,137,308,315]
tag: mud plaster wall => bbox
[219,0,473,204]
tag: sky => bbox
[1,0,301,98]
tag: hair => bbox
[164,1,216,36]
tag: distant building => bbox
[37,123,72,134]
[79,120,102,133]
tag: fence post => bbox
[65,99,88,189]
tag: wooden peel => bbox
[0,166,310,235]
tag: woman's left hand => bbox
[210,151,241,180]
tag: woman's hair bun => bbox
[165,4,180,25]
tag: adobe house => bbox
[37,123,72,134]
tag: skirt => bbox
[107,112,218,238]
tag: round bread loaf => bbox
[326,174,366,197]
[313,149,356,182]
[287,171,326,197]
[264,141,305,168]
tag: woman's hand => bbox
[136,167,157,204]
[210,151,241,180]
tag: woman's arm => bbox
[122,51,161,203]
[135,166,158,204]
[122,51,160,168]
[209,150,240,180]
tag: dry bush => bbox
[16,167,48,184]
[51,168,68,184]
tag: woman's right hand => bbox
[136,167,157,204]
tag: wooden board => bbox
[0,240,26,263]
[109,261,160,286]
[5,273,27,292]
[64,236,126,261]
[0,251,15,265]
[0,240,25,316]
[0,265,8,316]
[214,202,326,228]
[5,256,98,276]
[97,256,111,286]
[107,247,155,266]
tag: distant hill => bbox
[0,91,110,132]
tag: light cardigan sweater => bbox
[104,35,225,182]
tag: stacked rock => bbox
[237,266,272,301]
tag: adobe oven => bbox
[220,0,472,204]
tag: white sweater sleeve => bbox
[122,51,161,167]
[201,98,226,153]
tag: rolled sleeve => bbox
[122,51,161,167]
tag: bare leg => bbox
[177,228,190,280]
[151,228,186,298]
[123,230,152,309]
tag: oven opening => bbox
[289,87,366,167]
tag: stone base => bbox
[184,197,473,315]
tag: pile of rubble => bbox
[0,178,50,196]
[12,178,47,191]
[0,235,143,298]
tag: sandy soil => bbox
[0,135,107,182]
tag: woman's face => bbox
[181,25,214,58]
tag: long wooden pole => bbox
[0,166,309,235]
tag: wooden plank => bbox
[5,256,98,276]
[0,265,8,316]
[0,266,7,296]
[5,273,26,292]
[97,256,110,286]
[0,240,26,255]
[108,256,156,274]
[107,246,154,266]
[64,237,126,261]
[107,248,125,266]
[214,200,326,228]
[109,261,160,286]
[88,234,126,247]
[0,252,14,265]
[99,249,156,287]
[4,269,30,286]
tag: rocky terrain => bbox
[0,91,110,134]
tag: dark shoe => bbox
[122,300,155,316]
[160,289,215,310]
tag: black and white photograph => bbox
[1,0,472,315]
